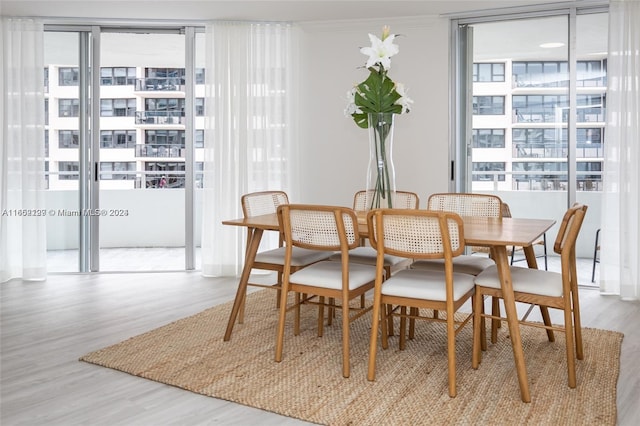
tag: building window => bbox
[512,161,567,190]
[473,162,506,181]
[196,98,205,116]
[472,129,505,148]
[195,130,204,148]
[512,95,569,123]
[577,128,604,158]
[59,130,79,148]
[512,128,568,158]
[59,99,80,117]
[100,130,136,148]
[101,98,136,117]
[145,130,184,145]
[577,94,605,122]
[473,63,505,82]
[195,162,204,188]
[59,67,79,86]
[512,61,569,88]
[577,60,607,87]
[195,68,206,84]
[472,96,504,115]
[145,67,185,89]
[58,161,79,180]
[145,98,183,116]
[144,161,185,188]
[101,67,136,86]
[100,162,136,180]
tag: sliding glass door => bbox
[453,7,607,274]
[44,26,202,272]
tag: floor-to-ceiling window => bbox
[453,6,607,279]
[44,26,203,272]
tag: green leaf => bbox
[354,69,403,116]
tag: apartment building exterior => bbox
[471,58,605,192]
[45,65,206,190]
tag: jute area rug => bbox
[81,290,622,425]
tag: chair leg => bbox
[328,297,335,326]
[408,307,418,340]
[399,306,407,350]
[238,290,246,324]
[539,306,555,342]
[381,303,390,350]
[563,302,577,388]
[386,304,394,337]
[542,234,548,271]
[447,313,457,398]
[318,296,325,337]
[368,294,383,381]
[276,271,283,308]
[294,293,301,336]
[491,297,500,344]
[472,291,484,369]
[275,283,290,363]
[591,229,600,283]
[571,279,584,360]
[341,294,350,378]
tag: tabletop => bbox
[222,213,555,247]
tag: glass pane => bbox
[575,12,607,285]
[44,31,81,272]
[99,32,186,271]
[471,15,569,267]
[469,12,607,281]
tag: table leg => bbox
[491,245,531,403]
[223,227,264,342]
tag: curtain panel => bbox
[201,21,299,277]
[0,18,47,283]
[600,0,640,300]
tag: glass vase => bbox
[365,112,396,209]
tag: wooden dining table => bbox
[222,211,555,403]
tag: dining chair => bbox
[502,202,548,270]
[331,190,420,278]
[472,203,588,389]
[366,208,476,398]
[237,191,332,322]
[275,204,377,378]
[411,193,501,276]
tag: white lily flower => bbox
[360,32,399,70]
[344,87,363,116]
[395,83,414,113]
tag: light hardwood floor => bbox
[1,260,638,425]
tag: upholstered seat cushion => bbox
[254,247,332,266]
[474,265,563,298]
[329,246,410,267]
[289,261,377,290]
[381,269,475,302]
[411,255,494,276]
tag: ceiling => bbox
[0,0,587,22]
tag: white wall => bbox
[296,17,451,208]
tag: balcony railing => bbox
[472,170,603,192]
[513,143,604,159]
[135,111,185,125]
[135,144,184,158]
[134,77,184,92]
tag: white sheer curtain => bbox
[600,0,640,300]
[201,21,299,277]
[0,18,47,283]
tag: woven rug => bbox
[81,290,622,425]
